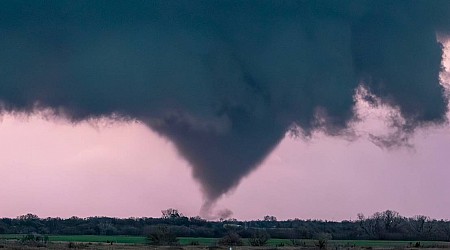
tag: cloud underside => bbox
[0,1,449,203]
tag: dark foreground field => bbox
[1,235,450,250]
[1,243,450,250]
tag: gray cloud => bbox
[0,1,449,206]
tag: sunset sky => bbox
[1,1,450,221]
[1,94,450,221]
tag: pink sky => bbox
[1,42,450,222]
[0,109,449,221]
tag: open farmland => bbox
[2,211,450,249]
[1,234,450,249]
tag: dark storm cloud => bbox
[0,1,449,204]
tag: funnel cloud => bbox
[0,1,449,206]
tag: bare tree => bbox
[380,210,403,232]
[264,215,277,222]
[358,210,405,239]
[357,213,376,238]
[409,215,435,239]
[161,208,183,219]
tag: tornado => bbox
[0,1,449,209]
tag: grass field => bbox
[1,234,450,248]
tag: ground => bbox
[1,235,450,250]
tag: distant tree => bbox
[409,215,435,239]
[189,216,206,226]
[146,225,178,245]
[438,220,450,241]
[0,210,449,242]
[190,216,205,222]
[357,213,377,238]
[314,233,332,249]
[17,214,39,221]
[248,229,270,246]
[161,208,183,219]
[98,221,117,235]
[379,210,403,232]
[290,227,300,245]
[119,225,140,235]
[218,231,243,246]
[358,210,405,240]
[264,215,277,222]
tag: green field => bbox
[1,234,449,248]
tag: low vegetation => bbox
[218,231,243,246]
[20,233,49,247]
[248,229,270,246]
[146,225,179,245]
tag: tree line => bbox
[1,210,449,241]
